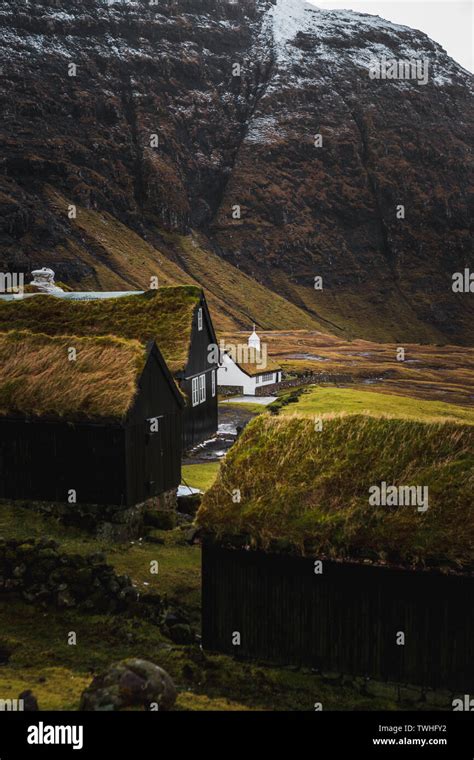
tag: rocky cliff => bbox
[0,0,472,342]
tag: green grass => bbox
[112,532,201,620]
[221,400,270,414]
[198,414,474,570]
[0,597,416,712]
[276,386,474,424]
[181,463,220,492]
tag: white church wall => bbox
[217,353,257,395]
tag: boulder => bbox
[80,658,177,712]
[19,690,39,711]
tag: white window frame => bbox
[192,377,199,407]
[211,369,216,397]
[199,373,206,403]
[261,372,274,383]
[197,307,203,331]
[256,375,260,384]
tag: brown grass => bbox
[0,331,145,419]
[0,287,201,374]
[221,330,474,407]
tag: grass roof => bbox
[225,346,281,376]
[0,331,146,420]
[197,414,474,572]
[0,286,202,374]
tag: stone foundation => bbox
[142,490,178,532]
[1,489,178,542]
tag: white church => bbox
[217,327,282,396]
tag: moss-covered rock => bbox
[79,658,177,711]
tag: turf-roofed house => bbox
[198,414,474,691]
[0,331,183,534]
[0,284,219,450]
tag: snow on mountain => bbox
[265,0,468,89]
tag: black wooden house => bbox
[0,331,183,508]
[198,414,474,692]
[0,286,219,450]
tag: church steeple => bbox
[248,324,261,351]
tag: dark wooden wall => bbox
[181,373,218,451]
[202,546,474,691]
[0,418,126,505]
[126,345,182,504]
[181,297,218,450]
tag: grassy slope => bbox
[276,387,474,425]
[169,233,319,330]
[45,188,320,333]
[43,188,474,345]
[198,414,474,569]
[278,279,448,345]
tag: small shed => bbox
[0,331,183,508]
[0,286,218,450]
[198,414,474,691]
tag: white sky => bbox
[308,1,473,72]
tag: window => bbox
[255,375,260,384]
[199,373,206,403]
[211,369,216,397]
[261,372,274,383]
[197,308,203,331]
[192,377,199,407]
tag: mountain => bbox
[0,0,472,341]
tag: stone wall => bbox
[0,538,139,612]
[2,489,178,542]
[255,374,358,396]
